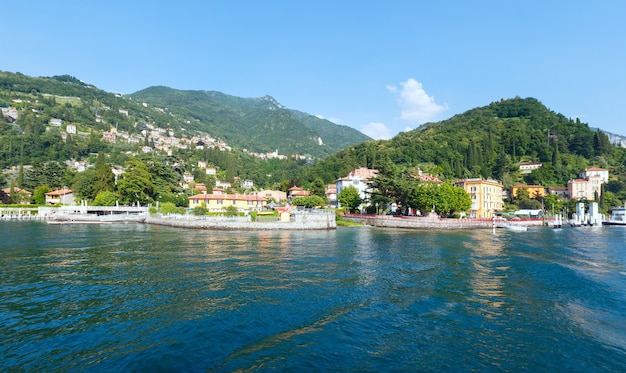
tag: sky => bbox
[3,1,625,139]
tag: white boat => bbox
[504,224,528,232]
[497,222,528,232]
[603,206,626,226]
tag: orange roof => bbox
[188,194,266,202]
[2,187,32,195]
[45,189,73,196]
[585,167,608,171]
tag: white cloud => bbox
[390,78,446,124]
[385,84,397,93]
[361,122,393,140]
[315,114,342,124]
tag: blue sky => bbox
[3,1,625,139]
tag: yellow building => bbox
[511,184,546,199]
[188,193,267,212]
[454,178,504,218]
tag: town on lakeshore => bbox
[2,164,625,230]
[2,74,626,230]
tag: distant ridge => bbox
[129,86,371,158]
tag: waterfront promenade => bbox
[146,209,336,230]
[343,213,544,229]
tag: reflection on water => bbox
[1,222,625,371]
[466,230,508,312]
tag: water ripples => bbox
[1,222,626,371]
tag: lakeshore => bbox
[0,206,615,231]
[0,206,337,230]
[342,212,544,230]
[145,209,336,230]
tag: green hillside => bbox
[302,97,626,203]
[3,69,625,210]
[128,86,371,158]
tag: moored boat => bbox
[602,205,626,226]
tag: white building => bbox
[579,167,609,184]
[335,167,378,211]
[519,162,542,174]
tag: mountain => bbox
[0,71,370,163]
[593,128,626,148]
[128,86,370,158]
[302,97,626,190]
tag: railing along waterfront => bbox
[342,213,544,229]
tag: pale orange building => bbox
[511,184,546,199]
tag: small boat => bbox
[497,222,528,232]
[504,224,528,232]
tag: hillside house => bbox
[45,189,75,205]
[519,162,542,174]
[511,184,546,199]
[579,167,609,184]
[409,168,442,183]
[548,186,569,199]
[1,187,32,204]
[256,189,287,203]
[215,180,232,189]
[287,186,311,200]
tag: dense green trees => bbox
[117,157,153,205]
[300,97,626,211]
[3,70,626,212]
[367,165,471,216]
[337,186,362,213]
[291,195,326,208]
[93,190,117,206]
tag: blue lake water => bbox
[1,222,625,372]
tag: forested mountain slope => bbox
[302,97,626,194]
[129,86,371,158]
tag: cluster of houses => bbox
[325,166,612,219]
[3,104,310,162]
[0,187,74,205]
[0,155,612,219]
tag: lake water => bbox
[1,222,625,372]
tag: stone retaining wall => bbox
[145,210,336,230]
[343,214,543,230]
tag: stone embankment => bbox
[343,213,544,230]
[145,210,336,230]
